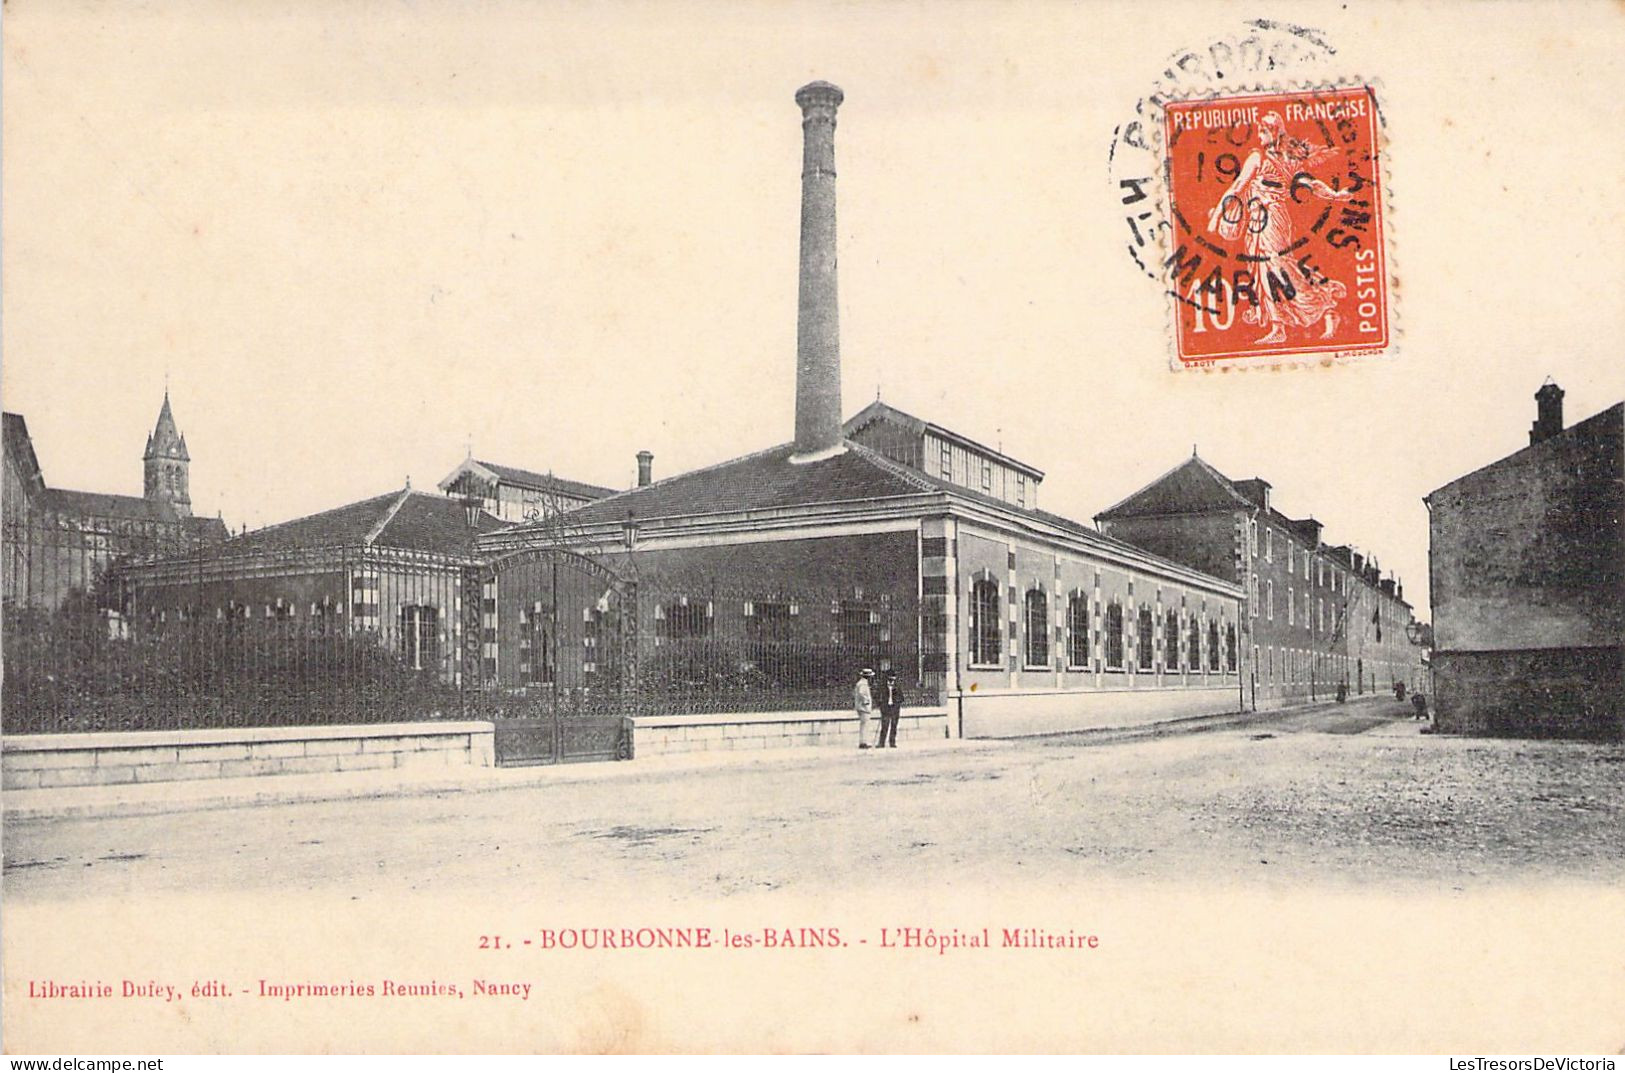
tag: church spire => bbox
[143,389,192,516]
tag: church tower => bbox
[143,391,192,517]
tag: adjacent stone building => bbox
[1096,452,1424,710]
[2,396,228,611]
[1424,383,1623,740]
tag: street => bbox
[6,700,1621,903]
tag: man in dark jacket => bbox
[877,670,905,748]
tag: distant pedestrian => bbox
[877,670,905,748]
[1394,680,1406,702]
[1412,692,1428,720]
[853,668,875,749]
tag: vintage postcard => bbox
[3,0,1622,1057]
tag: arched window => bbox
[1137,605,1154,671]
[1225,624,1238,671]
[1208,621,1221,671]
[968,577,1002,667]
[1164,609,1180,670]
[1105,600,1125,670]
[1188,616,1203,674]
[1067,593,1090,669]
[1024,589,1049,669]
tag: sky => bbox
[4,0,1623,619]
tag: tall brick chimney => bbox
[790,81,846,463]
[636,450,653,488]
[1530,379,1565,445]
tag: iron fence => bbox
[2,511,936,734]
[2,509,470,734]
[630,583,923,716]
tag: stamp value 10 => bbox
[1162,86,1389,367]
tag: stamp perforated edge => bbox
[1143,74,1401,373]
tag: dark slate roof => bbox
[528,438,1197,574]
[144,392,190,462]
[1094,455,1256,519]
[40,488,180,522]
[843,400,1045,480]
[187,515,231,544]
[32,489,230,547]
[472,460,616,501]
[2,412,46,496]
[559,441,936,526]
[220,489,503,558]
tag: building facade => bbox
[122,487,503,685]
[845,400,1044,510]
[1096,453,1424,710]
[471,80,1245,740]
[1424,384,1623,740]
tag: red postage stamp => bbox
[1161,85,1388,367]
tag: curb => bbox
[3,698,1415,822]
[2,736,1007,823]
[1015,693,1414,747]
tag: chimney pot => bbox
[636,450,653,487]
[1530,380,1565,445]
[790,80,847,463]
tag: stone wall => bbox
[1432,647,1622,741]
[959,683,1239,738]
[1428,405,1623,653]
[2,721,496,789]
[632,707,949,756]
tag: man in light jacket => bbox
[852,668,875,750]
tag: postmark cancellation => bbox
[1159,84,1391,368]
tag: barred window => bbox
[746,600,793,644]
[836,600,883,651]
[969,577,1002,667]
[1208,621,1221,672]
[1137,605,1154,671]
[1226,624,1238,671]
[1067,594,1090,669]
[1165,609,1180,670]
[657,597,711,639]
[1105,600,1125,670]
[1024,589,1050,669]
[1189,616,1202,673]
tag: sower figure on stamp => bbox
[853,668,875,750]
[877,670,905,748]
[1206,111,1356,345]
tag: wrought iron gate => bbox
[462,548,636,766]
